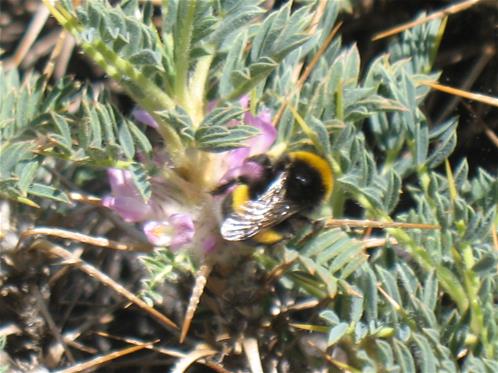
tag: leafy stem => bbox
[189,52,215,127]
[42,0,185,159]
[174,0,197,106]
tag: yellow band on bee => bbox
[232,184,250,214]
[254,229,283,244]
[289,151,333,199]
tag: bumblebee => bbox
[216,151,333,245]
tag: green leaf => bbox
[454,159,469,192]
[328,242,364,274]
[396,262,418,295]
[128,162,151,201]
[339,254,368,280]
[121,18,143,56]
[211,4,263,46]
[308,117,331,157]
[413,333,437,373]
[320,310,339,325]
[353,322,368,343]
[426,117,458,168]
[376,266,402,306]
[316,235,353,263]
[393,338,416,373]
[121,0,139,16]
[376,339,395,366]
[423,271,438,311]
[226,58,279,99]
[415,121,429,165]
[342,45,360,87]
[434,266,467,312]
[15,79,39,132]
[173,0,197,90]
[220,30,247,97]
[118,118,135,159]
[465,208,495,243]
[51,113,72,150]
[97,105,117,146]
[86,105,102,149]
[17,159,40,195]
[327,322,348,346]
[28,183,70,204]
[195,104,258,151]
[0,142,34,178]
[86,1,102,30]
[359,266,378,322]
[198,105,244,129]
[384,169,401,213]
[303,229,345,257]
[224,3,310,99]
[128,120,152,156]
[472,254,497,276]
[349,293,364,324]
[195,125,259,152]
[156,106,194,142]
[251,4,290,60]
[315,265,338,296]
[129,50,164,71]
[389,17,443,73]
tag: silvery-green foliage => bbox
[0,69,152,203]
[3,1,497,370]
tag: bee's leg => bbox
[311,217,326,232]
[292,216,326,245]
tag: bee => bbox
[215,151,333,245]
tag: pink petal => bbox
[239,159,267,181]
[104,169,151,222]
[102,195,151,222]
[218,100,276,182]
[143,214,195,250]
[107,169,135,195]
[169,214,195,250]
[243,109,277,155]
[219,158,266,188]
[221,147,251,181]
[143,221,172,246]
[239,95,250,109]
[132,107,158,129]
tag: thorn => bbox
[179,262,213,343]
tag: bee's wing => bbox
[221,173,299,241]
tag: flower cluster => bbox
[103,98,276,254]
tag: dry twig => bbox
[372,0,482,41]
[29,239,177,330]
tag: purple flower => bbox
[144,214,195,250]
[104,96,276,254]
[132,107,158,129]
[241,96,275,154]
[102,169,196,250]
[101,169,152,223]
[216,97,277,185]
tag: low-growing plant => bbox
[1,1,496,371]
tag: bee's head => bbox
[283,151,333,208]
